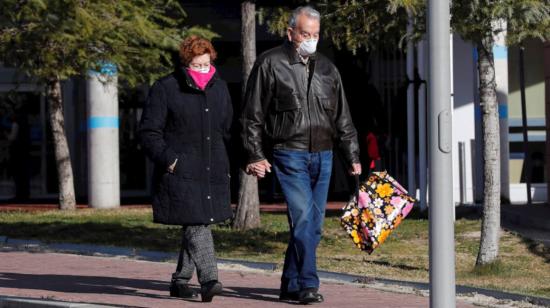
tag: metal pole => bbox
[86,62,120,209]
[427,0,456,306]
[406,15,416,193]
[519,45,532,204]
[418,40,428,210]
[450,33,456,221]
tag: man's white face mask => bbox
[297,39,318,56]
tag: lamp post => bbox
[427,0,456,306]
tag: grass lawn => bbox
[0,208,549,299]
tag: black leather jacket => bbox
[240,41,360,165]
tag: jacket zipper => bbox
[306,61,313,152]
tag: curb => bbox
[316,271,550,307]
[2,236,550,307]
[0,296,114,308]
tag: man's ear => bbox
[286,27,293,42]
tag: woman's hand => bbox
[245,159,272,178]
[167,159,178,174]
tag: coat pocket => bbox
[275,93,301,112]
[317,96,337,136]
[167,175,191,204]
[272,93,302,140]
[318,96,337,112]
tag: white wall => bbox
[451,35,477,204]
[510,183,547,203]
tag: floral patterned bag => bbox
[340,171,415,254]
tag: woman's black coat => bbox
[139,69,233,225]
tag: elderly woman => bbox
[139,35,232,302]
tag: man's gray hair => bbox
[288,6,321,28]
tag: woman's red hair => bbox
[179,35,217,65]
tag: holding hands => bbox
[246,159,272,178]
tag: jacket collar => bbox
[176,67,220,92]
[283,40,316,65]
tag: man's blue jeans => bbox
[272,149,333,293]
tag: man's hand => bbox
[246,159,272,178]
[349,163,362,176]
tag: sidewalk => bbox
[0,251,481,308]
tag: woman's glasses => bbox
[189,62,211,70]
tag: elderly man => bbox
[240,6,361,304]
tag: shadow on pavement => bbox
[0,272,172,300]
[0,272,297,305]
[0,295,139,308]
[219,286,303,305]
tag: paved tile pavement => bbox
[0,251,478,308]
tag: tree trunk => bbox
[233,0,260,230]
[476,38,501,266]
[46,78,76,210]
[234,169,261,229]
[240,1,256,98]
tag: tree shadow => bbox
[0,272,176,304]
[0,272,297,306]
[0,295,139,308]
[213,227,290,254]
[220,286,283,303]
[362,259,427,272]
[522,237,550,264]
